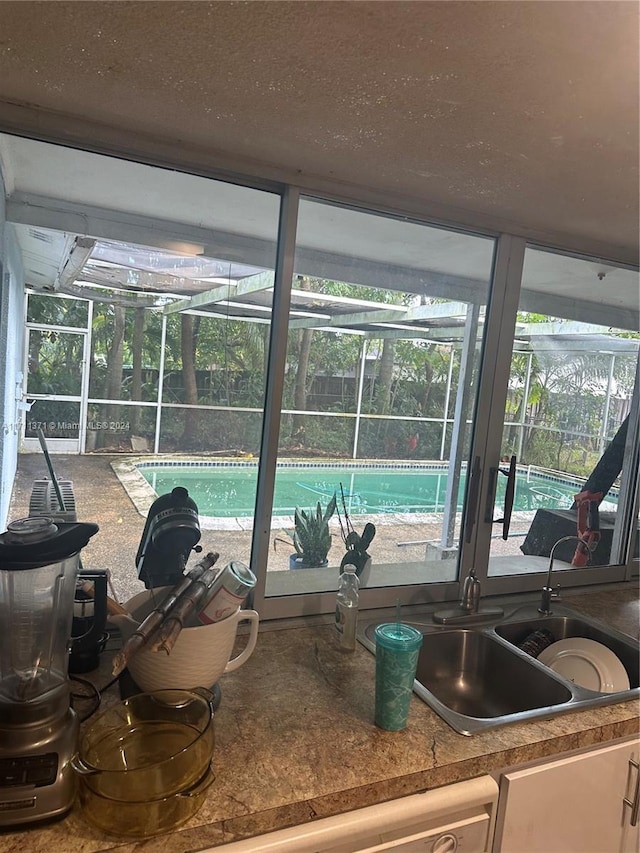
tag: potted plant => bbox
[337,485,376,586]
[274,494,337,569]
[339,523,376,584]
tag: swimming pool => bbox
[136,462,601,519]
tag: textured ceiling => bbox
[0,1,638,264]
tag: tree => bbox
[375,338,395,415]
[181,313,201,447]
[130,307,146,434]
[291,277,314,443]
[98,304,126,447]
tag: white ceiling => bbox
[0,1,638,266]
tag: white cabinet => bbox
[493,735,640,853]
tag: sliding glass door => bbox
[262,197,497,609]
[23,294,90,453]
[476,246,640,589]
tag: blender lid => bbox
[0,516,99,569]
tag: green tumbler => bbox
[374,623,423,731]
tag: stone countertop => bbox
[0,585,638,853]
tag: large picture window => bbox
[4,132,639,616]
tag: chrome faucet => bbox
[539,535,591,615]
[433,568,504,624]
[460,567,481,613]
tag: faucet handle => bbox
[550,583,561,601]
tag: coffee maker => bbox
[69,569,108,674]
[136,486,201,588]
[0,516,98,827]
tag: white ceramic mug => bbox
[113,588,259,692]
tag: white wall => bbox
[0,171,26,528]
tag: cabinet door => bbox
[494,737,640,853]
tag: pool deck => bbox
[9,453,528,606]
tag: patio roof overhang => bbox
[4,134,638,338]
[19,229,640,355]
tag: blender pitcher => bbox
[0,516,98,828]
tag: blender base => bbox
[0,707,79,829]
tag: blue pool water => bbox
[138,463,594,519]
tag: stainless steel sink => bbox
[358,604,639,736]
[416,630,572,718]
[495,615,639,688]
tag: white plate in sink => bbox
[538,638,630,694]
